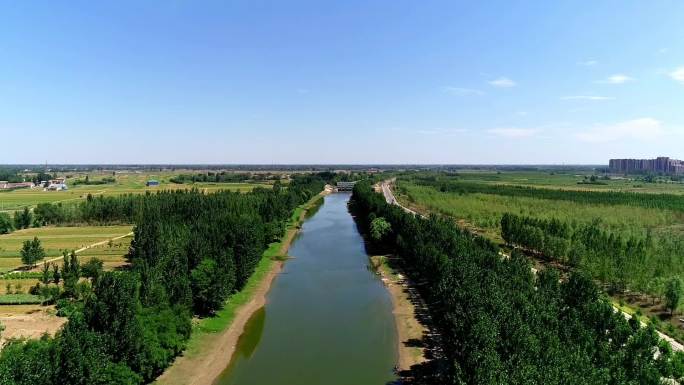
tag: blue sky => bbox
[1,1,683,164]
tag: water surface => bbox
[216,193,397,385]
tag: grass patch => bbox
[0,294,43,305]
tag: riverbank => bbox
[154,191,328,385]
[370,255,427,372]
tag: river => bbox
[215,192,397,385]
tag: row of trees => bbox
[0,207,38,234]
[71,176,116,185]
[412,176,684,211]
[0,174,326,385]
[500,212,684,303]
[351,181,684,384]
[168,172,255,184]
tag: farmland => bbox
[430,170,684,194]
[0,217,134,349]
[0,170,272,212]
[0,225,133,272]
[395,181,684,241]
[392,170,684,343]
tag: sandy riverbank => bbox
[155,191,328,385]
[370,255,427,372]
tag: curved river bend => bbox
[216,193,397,385]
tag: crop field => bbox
[0,279,40,295]
[394,170,684,342]
[0,170,271,212]
[0,225,132,272]
[396,182,684,241]
[424,170,684,194]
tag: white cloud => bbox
[417,128,468,136]
[488,77,517,88]
[576,118,664,143]
[600,74,634,84]
[487,128,539,138]
[443,87,485,96]
[578,60,598,66]
[561,95,614,101]
[669,67,684,84]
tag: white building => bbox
[46,178,68,191]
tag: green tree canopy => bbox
[20,237,45,267]
[665,277,682,315]
[370,217,391,241]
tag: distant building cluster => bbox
[0,178,69,191]
[609,157,684,175]
[45,178,68,191]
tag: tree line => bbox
[71,175,116,186]
[169,172,254,184]
[168,171,286,184]
[501,212,684,309]
[351,181,684,384]
[0,174,326,385]
[412,176,684,212]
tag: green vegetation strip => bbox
[0,294,43,305]
[183,193,323,357]
[411,177,684,211]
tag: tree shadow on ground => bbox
[383,256,449,385]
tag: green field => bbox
[0,170,270,212]
[394,170,684,340]
[397,182,684,241]
[0,225,132,272]
[0,294,43,305]
[423,170,684,194]
[394,171,684,285]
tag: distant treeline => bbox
[168,171,369,185]
[29,179,305,226]
[169,172,277,184]
[413,176,684,211]
[351,181,684,384]
[72,176,116,186]
[0,169,54,184]
[0,174,326,385]
[0,169,23,183]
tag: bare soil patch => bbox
[370,256,427,372]
[0,305,66,347]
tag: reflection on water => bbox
[233,307,266,361]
